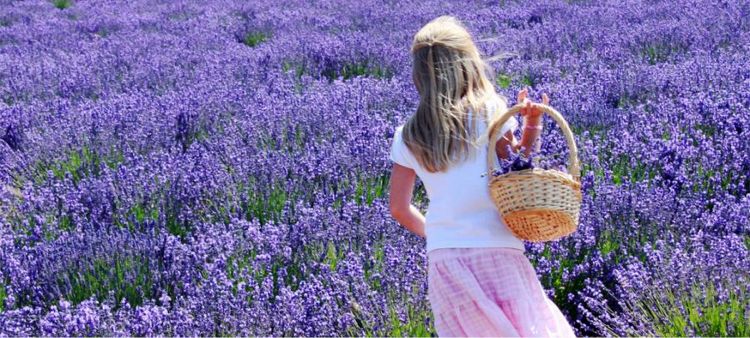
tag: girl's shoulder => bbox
[395,123,405,134]
[474,96,516,145]
[390,124,418,169]
[393,124,407,146]
[484,95,509,121]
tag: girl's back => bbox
[390,98,524,254]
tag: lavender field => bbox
[0,0,749,336]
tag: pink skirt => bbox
[427,247,577,337]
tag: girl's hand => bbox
[517,87,549,125]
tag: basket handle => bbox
[486,102,580,180]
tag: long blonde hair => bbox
[402,15,503,173]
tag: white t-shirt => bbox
[390,98,525,253]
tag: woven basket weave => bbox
[486,102,582,242]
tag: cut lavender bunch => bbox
[493,149,535,176]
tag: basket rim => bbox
[486,102,581,179]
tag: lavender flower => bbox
[0,0,748,336]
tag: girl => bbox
[388,16,577,337]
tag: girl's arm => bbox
[388,163,426,238]
[495,119,542,160]
[496,88,548,160]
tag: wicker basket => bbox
[486,102,582,242]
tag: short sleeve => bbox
[486,97,519,142]
[390,125,416,169]
[493,115,519,142]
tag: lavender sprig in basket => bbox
[487,146,569,177]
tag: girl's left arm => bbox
[496,88,548,160]
[388,163,426,238]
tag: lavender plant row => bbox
[0,0,748,336]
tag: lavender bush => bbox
[0,0,748,336]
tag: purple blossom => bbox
[0,0,748,336]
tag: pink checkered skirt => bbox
[427,247,576,337]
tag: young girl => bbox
[389,16,577,337]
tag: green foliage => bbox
[58,214,74,232]
[30,146,125,185]
[8,208,81,244]
[346,280,434,336]
[609,154,659,186]
[53,0,72,9]
[0,282,6,312]
[131,203,158,225]
[112,198,159,234]
[694,123,716,138]
[94,27,112,38]
[354,175,389,205]
[571,123,609,137]
[386,303,433,337]
[520,73,537,87]
[282,61,308,82]
[324,241,341,270]
[177,122,211,153]
[661,129,671,140]
[226,250,254,291]
[241,180,289,225]
[496,73,512,89]
[598,228,620,256]
[282,59,392,85]
[242,31,268,47]
[60,255,158,309]
[631,278,748,336]
[688,160,740,202]
[164,194,189,239]
[111,181,191,238]
[322,61,392,81]
[363,242,385,289]
[256,126,306,152]
[639,42,687,65]
[226,246,306,305]
[534,242,588,311]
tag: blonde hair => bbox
[402,15,503,173]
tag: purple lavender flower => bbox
[0,0,747,336]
